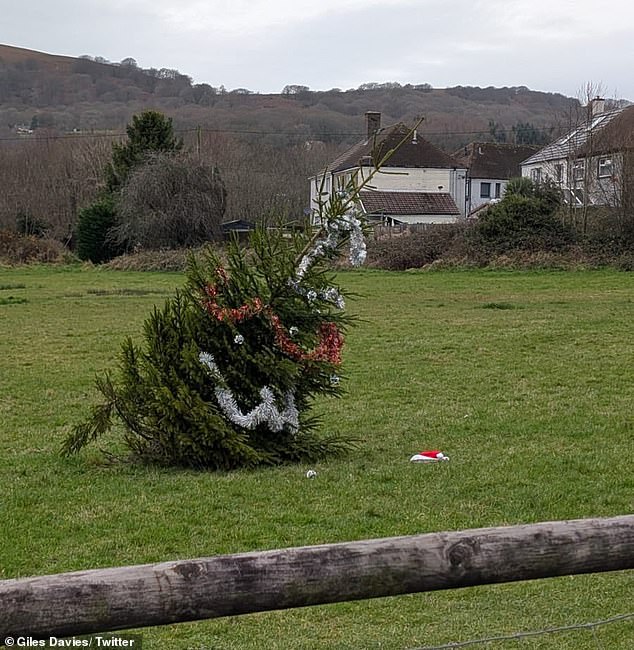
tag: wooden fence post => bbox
[1,515,633,639]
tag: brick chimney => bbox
[590,97,605,116]
[365,111,381,140]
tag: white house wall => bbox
[468,178,508,213]
[521,154,623,207]
[450,168,468,216]
[370,167,450,191]
[309,174,331,218]
[521,160,569,185]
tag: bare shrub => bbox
[0,230,75,265]
[110,153,227,250]
[104,244,229,272]
[366,224,467,270]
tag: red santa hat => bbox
[410,450,449,463]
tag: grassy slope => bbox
[0,266,632,649]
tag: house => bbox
[310,112,467,224]
[521,99,634,208]
[453,142,541,215]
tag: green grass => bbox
[0,295,28,305]
[0,265,633,649]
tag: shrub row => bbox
[366,225,634,271]
[0,230,75,266]
[367,224,468,270]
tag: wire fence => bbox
[410,612,634,649]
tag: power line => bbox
[0,125,559,144]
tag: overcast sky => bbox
[4,0,634,100]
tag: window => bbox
[573,160,585,182]
[567,188,585,206]
[494,183,501,198]
[598,157,613,178]
[530,168,542,183]
[554,164,563,183]
[480,182,491,198]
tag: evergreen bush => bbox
[105,110,183,192]
[75,195,122,263]
[469,179,574,253]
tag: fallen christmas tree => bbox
[62,187,370,469]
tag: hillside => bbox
[0,44,582,150]
[0,44,82,70]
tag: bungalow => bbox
[453,142,540,215]
[521,99,634,208]
[310,112,467,224]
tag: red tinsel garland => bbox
[201,280,343,365]
[203,283,264,322]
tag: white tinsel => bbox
[341,208,367,267]
[199,352,299,433]
[296,210,366,279]
[321,286,346,309]
[288,281,345,310]
[296,228,339,280]
[233,334,245,345]
[292,202,365,309]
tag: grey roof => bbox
[324,123,463,174]
[522,107,633,165]
[221,219,255,232]
[453,142,541,179]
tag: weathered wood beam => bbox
[2,515,633,638]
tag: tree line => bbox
[0,110,342,256]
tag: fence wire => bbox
[410,612,634,649]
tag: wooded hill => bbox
[1,43,583,150]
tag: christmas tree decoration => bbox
[198,352,299,433]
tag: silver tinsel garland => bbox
[199,352,299,433]
[296,205,366,280]
[293,203,366,310]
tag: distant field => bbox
[0,265,632,649]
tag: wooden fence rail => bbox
[2,515,633,639]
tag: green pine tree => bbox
[63,223,359,469]
[75,194,122,263]
[106,110,183,192]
